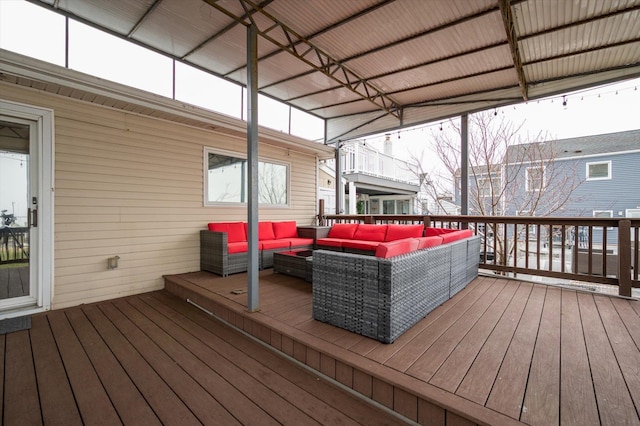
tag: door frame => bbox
[0,99,54,319]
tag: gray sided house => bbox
[456,129,640,245]
[503,129,640,220]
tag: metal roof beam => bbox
[201,0,400,118]
[223,0,396,77]
[499,0,528,100]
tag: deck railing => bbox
[318,213,639,297]
[0,227,30,264]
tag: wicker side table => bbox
[273,249,313,282]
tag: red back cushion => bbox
[424,227,456,237]
[272,221,298,239]
[258,221,275,241]
[416,236,443,249]
[375,239,419,258]
[385,224,424,241]
[327,223,358,239]
[440,229,473,244]
[353,224,388,241]
[207,222,247,243]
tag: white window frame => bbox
[525,166,545,192]
[203,147,290,207]
[625,209,640,218]
[593,210,613,218]
[586,160,611,181]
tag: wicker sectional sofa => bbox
[312,224,480,343]
[200,221,313,276]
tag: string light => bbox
[562,95,567,107]
[439,122,443,131]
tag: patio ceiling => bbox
[32,0,640,143]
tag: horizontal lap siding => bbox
[1,84,319,309]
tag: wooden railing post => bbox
[619,219,632,297]
[318,199,325,225]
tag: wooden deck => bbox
[1,290,408,425]
[165,270,640,426]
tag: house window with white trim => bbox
[626,209,640,218]
[593,210,613,219]
[525,166,545,192]
[586,161,611,180]
[204,148,289,206]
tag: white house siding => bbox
[1,83,319,309]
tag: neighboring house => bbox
[318,136,421,215]
[455,129,640,245]
[503,129,640,219]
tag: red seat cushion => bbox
[207,222,247,243]
[316,238,345,248]
[375,239,419,258]
[416,236,443,249]
[259,239,291,250]
[273,221,298,239]
[227,242,248,254]
[385,224,424,241]
[352,224,388,241]
[285,237,314,247]
[327,223,358,239]
[342,240,380,252]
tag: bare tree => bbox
[408,110,584,265]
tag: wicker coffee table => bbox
[273,249,313,282]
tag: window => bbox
[477,176,500,198]
[586,161,611,180]
[593,210,613,218]
[204,148,289,206]
[625,209,640,218]
[526,166,545,192]
[383,200,395,214]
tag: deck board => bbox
[578,292,639,425]
[429,278,520,392]
[1,289,406,426]
[3,330,40,426]
[30,315,83,426]
[559,290,600,426]
[455,281,532,404]
[521,286,561,425]
[164,270,640,425]
[485,284,547,419]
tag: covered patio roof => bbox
[30,0,640,143]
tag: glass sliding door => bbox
[0,118,36,312]
[0,100,53,319]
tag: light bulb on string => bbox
[562,96,567,108]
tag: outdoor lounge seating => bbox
[200,221,313,276]
[313,224,480,343]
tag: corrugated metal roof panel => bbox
[131,0,226,57]
[264,0,380,38]
[520,11,640,62]
[370,45,514,93]
[343,10,506,78]
[57,0,155,34]
[288,87,364,112]
[312,0,497,60]
[525,41,640,82]
[391,69,519,105]
[513,0,640,35]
